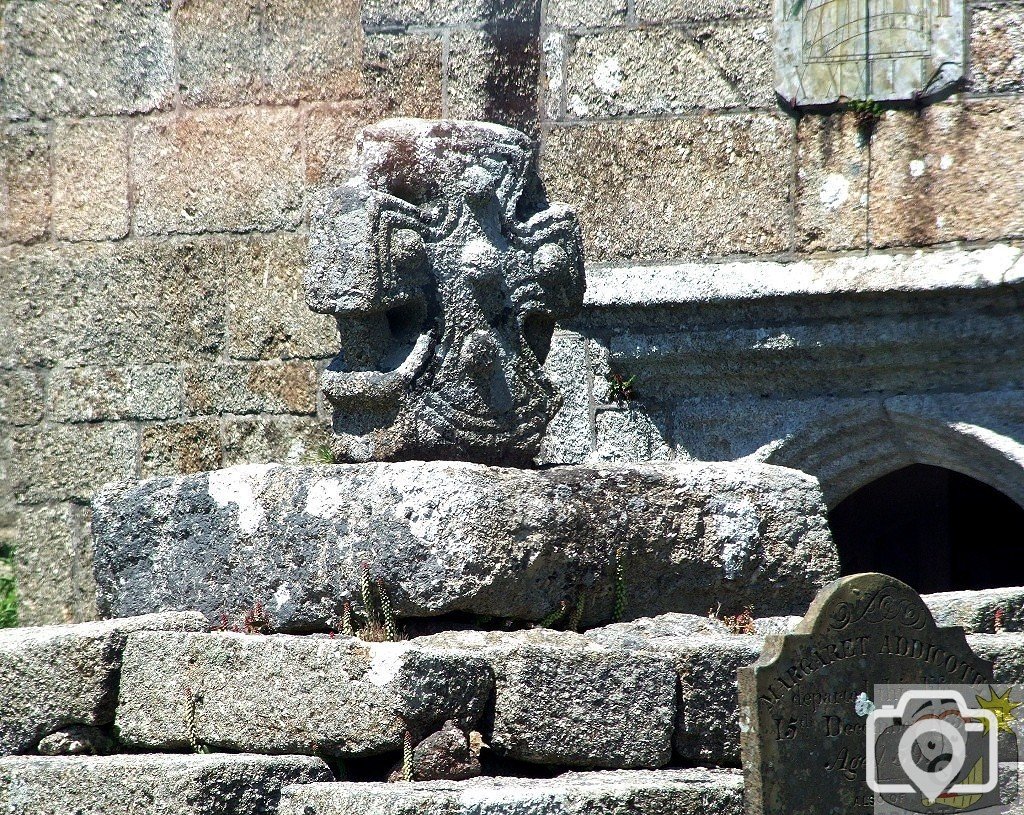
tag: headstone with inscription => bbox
[739,573,994,815]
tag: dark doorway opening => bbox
[828,464,1024,594]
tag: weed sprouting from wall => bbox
[0,544,16,629]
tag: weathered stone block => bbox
[1,123,50,244]
[225,232,338,360]
[795,113,869,252]
[447,28,540,133]
[52,120,130,241]
[280,769,745,815]
[690,20,774,109]
[594,408,674,463]
[633,0,772,24]
[415,628,676,768]
[362,0,538,29]
[140,419,222,477]
[363,33,443,120]
[0,369,44,426]
[565,29,739,118]
[1,239,225,369]
[544,0,627,28]
[222,416,331,466]
[46,364,182,423]
[541,116,792,262]
[869,102,1024,248]
[304,104,366,187]
[0,612,208,756]
[11,504,95,626]
[927,587,1024,634]
[968,633,1024,683]
[968,4,1024,95]
[0,0,174,119]
[115,632,492,756]
[587,615,761,766]
[536,329,592,466]
[0,754,332,815]
[133,109,304,236]
[176,0,262,107]
[3,423,137,504]
[184,361,317,416]
[262,0,363,103]
[92,461,837,631]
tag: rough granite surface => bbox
[279,769,745,815]
[92,461,838,631]
[114,631,492,756]
[410,628,677,769]
[0,612,209,756]
[0,753,333,815]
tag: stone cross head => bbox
[306,118,585,465]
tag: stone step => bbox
[967,631,1024,682]
[115,631,491,757]
[91,460,837,631]
[277,769,744,815]
[411,628,678,769]
[0,612,208,757]
[0,753,332,815]
[925,586,1024,633]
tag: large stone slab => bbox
[92,460,837,631]
[0,753,332,815]
[413,628,677,769]
[115,632,492,757]
[739,573,992,815]
[968,633,1024,683]
[586,614,763,767]
[279,768,744,815]
[927,586,1024,633]
[0,612,208,756]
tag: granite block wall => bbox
[3,0,1023,622]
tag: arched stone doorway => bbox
[828,463,1024,593]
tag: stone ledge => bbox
[926,586,1024,633]
[0,753,333,815]
[0,612,209,756]
[115,631,492,757]
[279,768,744,815]
[92,460,837,631]
[584,244,1024,309]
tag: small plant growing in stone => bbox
[183,688,210,754]
[566,593,587,632]
[314,445,337,465]
[846,97,883,140]
[212,599,271,634]
[607,372,637,405]
[708,603,756,635]
[537,600,570,629]
[402,727,415,782]
[612,548,627,623]
[0,544,17,629]
[349,563,404,642]
[994,607,1006,633]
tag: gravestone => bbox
[775,0,965,106]
[738,573,995,815]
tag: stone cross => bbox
[306,118,585,466]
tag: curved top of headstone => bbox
[306,118,585,466]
